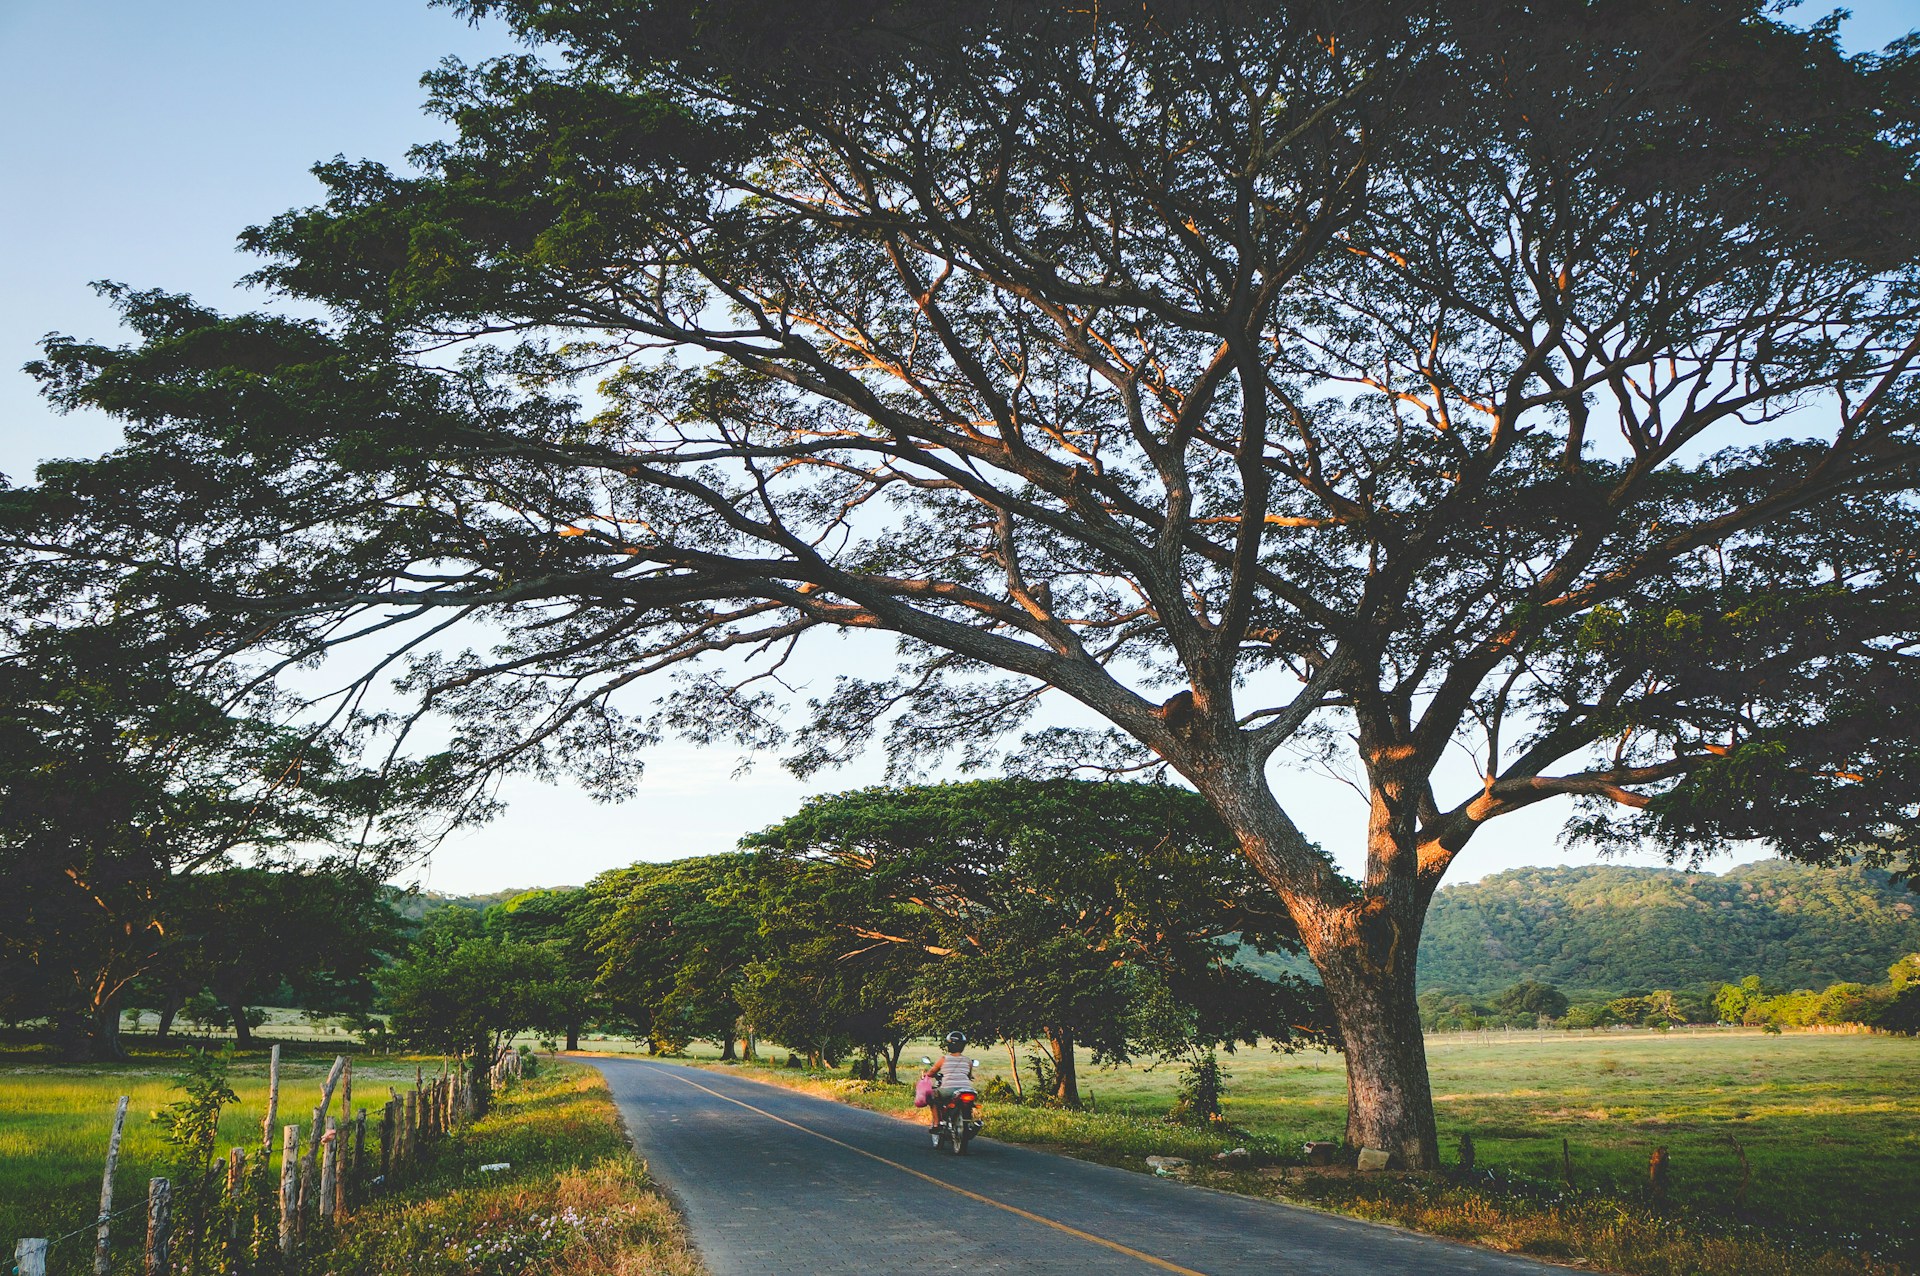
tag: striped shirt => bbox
[936,1053,974,1089]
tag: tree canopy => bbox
[0,626,430,1057]
[8,0,1919,1162]
[382,906,579,1110]
[743,779,1325,1105]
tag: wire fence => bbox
[8,1045,512,1276]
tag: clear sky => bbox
[3,1,1915,894]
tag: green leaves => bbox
[742,779,1328,1061]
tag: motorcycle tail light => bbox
[958,1091,977,1102]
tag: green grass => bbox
[315,1062,701,1276]
[0,1041,426,1273]
[672,1027,1918,1273]
[0,1045,701,1276]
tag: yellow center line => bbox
[636,1062,1210,1276]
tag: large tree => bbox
[577,854,761,1054]
[383,906,577,1113]
[156,866,404,1047]
[0,626,430,1058]
[485,887,597,1049]
[10,0,1920,1162]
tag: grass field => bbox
[669,1026,1919,1272]
[8,1027,1914,1273]
[0,1041,424,1272]
[0,1042,699,1276]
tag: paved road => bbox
[586,1056,1561,1275]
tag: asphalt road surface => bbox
[586,1056,1563,1275]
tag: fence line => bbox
[13,1047,516,1275]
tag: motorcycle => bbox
[919,1056,985,1155]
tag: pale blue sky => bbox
[2,1,1914,892]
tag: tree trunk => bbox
[468,1037,492,1118]
[1192,745,1443,1170]
[564,1020,579,1052]
[718,1034,737,1061]
[1046,1029,1080,1108]
[155,991,182,1043]
[94,1002,125,1060]
[60,1000,126,1062]
[885,1039,904,1085]
[1311,936,1438,1168]
[229,999,253,1048]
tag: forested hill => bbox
[1416,861,1920,996]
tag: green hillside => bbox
[1416,860,1920,996]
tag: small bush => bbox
[1166,1052,1229,1127]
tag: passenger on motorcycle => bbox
[923,1030,975,1127]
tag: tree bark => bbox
[155,991,182,1043]
[718,1033,737,1061]
[564,1020,579,1052]
[1189,740,1443,1169]
[1308,924,1438,1168]
[468,1036,492,1118]
[228,999,253,1048]
[60,1000,126,1062]
[94,1003,125,1060]
[1046,1029,1080,1108]
[885,1039,904,1085]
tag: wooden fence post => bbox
[379,1100,394,1178]
[95,1094,130,1276]
[15,1239,48,1276]
[260,1044,280,1155]
[144,1177,172,1276]
[352,1108,367,1208]
[404,1089,418,1162]
[303,1055,348,1208]
[319,1118,339,1229]
[278,1125,299,1255]
[226,1147,245,1271]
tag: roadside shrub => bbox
[1167,1051,1228,1126]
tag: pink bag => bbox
[913,1075,936,1108]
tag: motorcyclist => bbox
[922,1030,975,1133]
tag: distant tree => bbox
[1604,995,1654,1026]
[578,854,761,1056]
[485,887,595,1049]
[1880,982,1920,1035]
[154,867,403,1047]
[1495,981,1570,1023]
[729,854,925,1077]
[1418,990,1495,1032]
[14,0,1920,1165]
[0,627,438,1059]
[382,909,577,1113]
[1714,974,1776,1025]
[745,780,1324,1107]
[1815,982,1876,1025]
[1561,1002,1611,1030]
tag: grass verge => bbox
[0,1046,702,1276]
[310,1061,703,1276]
[679,1057,1903,1276]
